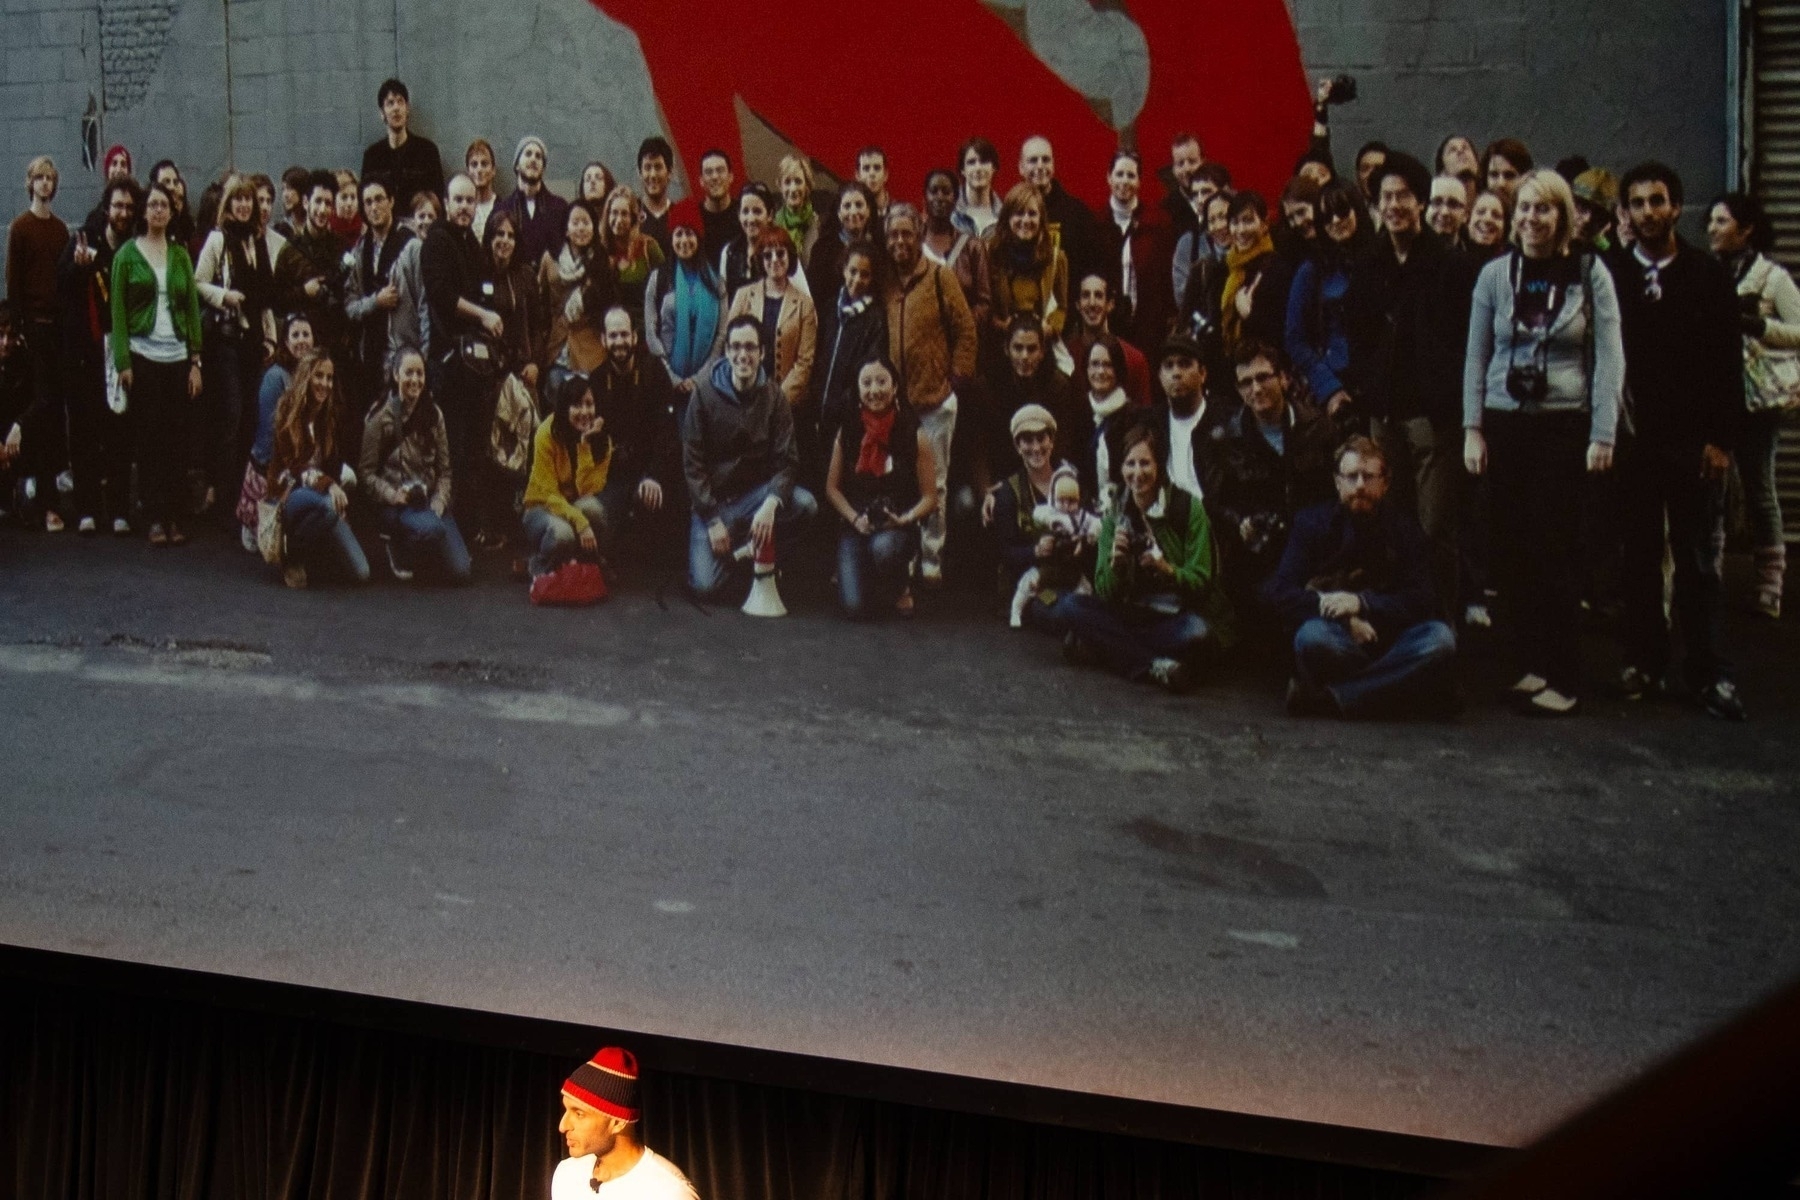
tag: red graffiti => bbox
[592,0,1311,206]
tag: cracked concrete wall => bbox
[2,0,1725,275]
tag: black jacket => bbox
[1263,500,1440,639]
[1604,239,1743,455]
[591,351,676,488]
[1344,228,1477,426]
[56,227,124,366]
[361,135,445,210]
[813,293,888,432]
[1201,401,1338,583]
[1043,180,1102,292]
[420,222,484,361]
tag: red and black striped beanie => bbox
[562,1046,641,1121]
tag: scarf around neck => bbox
[856,405,897,476]
[1221,232,1275,350]
[1089,386,1129,422]
[670,260,721,380]
[774,204,814,255]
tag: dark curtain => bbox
[2,978,1434,1200]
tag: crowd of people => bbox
[3,76,1793,720]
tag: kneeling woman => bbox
[266,351,369,587]
[1055,424,1237,691]
[522,374,621,578]
[824,357,937,618]
[360,346,472,583]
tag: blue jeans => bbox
[1054,592,1214,680]
[837,526,918,619]
[1294,617,1457,718]
[1742,407,1787,548]
[280,486,371,583]
[522,493,622,577]
[378,504,473,584]
[687,483,818,598]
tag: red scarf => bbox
[856,406,897,476]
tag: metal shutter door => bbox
[1751,0,1800,543]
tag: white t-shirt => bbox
[1166,405,1205,501]
[551,1149,700,1200]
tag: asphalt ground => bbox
[1,522,1796,1148]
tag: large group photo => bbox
[4,65,1794,727]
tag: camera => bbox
[1323,74,1358,106]
[1241,511,1288,558]
[861,497,897,529]
[1505,363,1549,406]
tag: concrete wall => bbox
[2,0,1727,273]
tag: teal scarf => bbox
[670,261,720,380]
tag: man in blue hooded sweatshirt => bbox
[681,313,817,599]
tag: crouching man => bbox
[554,1046,699,1200]
[1264,435,1457,718]
[682,313,817,600]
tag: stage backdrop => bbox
[0,970,1437,1200]
[0,0,1725,260]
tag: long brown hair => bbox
[997,182,1050,264]
[267,351,343,490]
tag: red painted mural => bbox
[591,0,1312,205]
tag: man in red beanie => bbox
[554,1046,700,1200]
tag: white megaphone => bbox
[740,533,787,618]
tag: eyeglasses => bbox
[726,342,761,356]
[1337,470,1385,485]
[1235,371,1279,390]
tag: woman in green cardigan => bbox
[1054,422,1237,692]
[111,180,203,545]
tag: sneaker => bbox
[240,525,257,554]
[383,538,414,582]
[1752,587,1781,620]
[282,564,309,589]
[1061,630,1099,668]
[1617,665,1654,701]
[77,516,97,536]
[112,517,131,536]
[1462,603,1492,629]
[1525,687,1581,717]
[1508,673,1548,698]
[147,523,169,547]
[1697,678,1747,722]
[1147,657,1193,694]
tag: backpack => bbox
[489,373,539,477]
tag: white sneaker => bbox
[112,517,131,536]
[1462,603,1491,629]
[77,516,97,535]
[240,525,257,553]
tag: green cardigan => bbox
[110,238,202,371]
[1094,486,1238,648]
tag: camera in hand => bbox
[1241,511,1288,558]
[861,497,897,529]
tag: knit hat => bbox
[1571,168,1617,213]
[1159,331,1205,365]
[668,197,703,236]
[514,135,549,171]
[562,1047,641,1121]
[1010,404,1057,440]
[103,144,132,176]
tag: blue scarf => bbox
[670,261,720,380]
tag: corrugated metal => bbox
[1751,0,1800,542]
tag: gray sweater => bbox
[1463,251,1624,444]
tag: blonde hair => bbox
[777,154,814,195]
[25,155,57,199]
[1509,169,1576,257]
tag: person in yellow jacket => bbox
[521,373,617,578]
